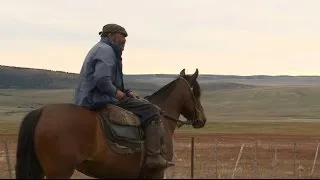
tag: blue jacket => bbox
[74,37,130,110]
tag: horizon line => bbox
[1,64,320,77]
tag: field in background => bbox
[2,85,320,122]
[1,86,320,178]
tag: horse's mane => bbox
[145,78,178,101]
[145,75,201,101]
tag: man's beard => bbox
[111,38,124,51]
[117,42,125,52]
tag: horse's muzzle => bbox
[192,119,205,128]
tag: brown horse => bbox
[15,69,207,179]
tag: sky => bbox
[1,0,320,75]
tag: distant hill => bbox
[1,65,320,91]
[0,66,79,89]
[200,82,256,91]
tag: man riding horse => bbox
[74,23,174,169]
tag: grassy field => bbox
[1,86,320,134]
[202,86,320,122]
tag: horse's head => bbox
[177,69,207,128]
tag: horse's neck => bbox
[149,87,185,162]
[150,89,184,134]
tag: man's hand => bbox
[127,91,138,99]
[116,90,126,100]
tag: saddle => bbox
[97,104,167,155]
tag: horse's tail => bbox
[15,108,44,179]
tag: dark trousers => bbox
[116,97,160,128]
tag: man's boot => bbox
[144,120,175,169]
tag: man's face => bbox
[110,33,126,52]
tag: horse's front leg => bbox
[139,169,165,179]
[152,170,165,179]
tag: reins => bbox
[160,110,192,128]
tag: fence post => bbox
[214,139,219,179]
[273,147,278,178]
[310,142,320,177]
[293,142,296,178]
[231,143,244,179]
[2,141,12,179]
[191,137,194,179]
[253,141,258,179]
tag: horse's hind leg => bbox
[35,138,80,178]
[39,153,78,179]
[37,149,78,179]
[45,166,75,179]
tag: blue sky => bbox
[1,0,320,75]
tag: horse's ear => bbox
[179,69,186,77]
[190,68,199,82]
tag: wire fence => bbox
[166,137,320,179]
[0,140,13,179]
[2,138,320,179]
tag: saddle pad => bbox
[108,121,143,141]
[103,105,141,126]
[98,112,143,153]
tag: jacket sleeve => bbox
[93,47,118,98]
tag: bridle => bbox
[160,77,201,128]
